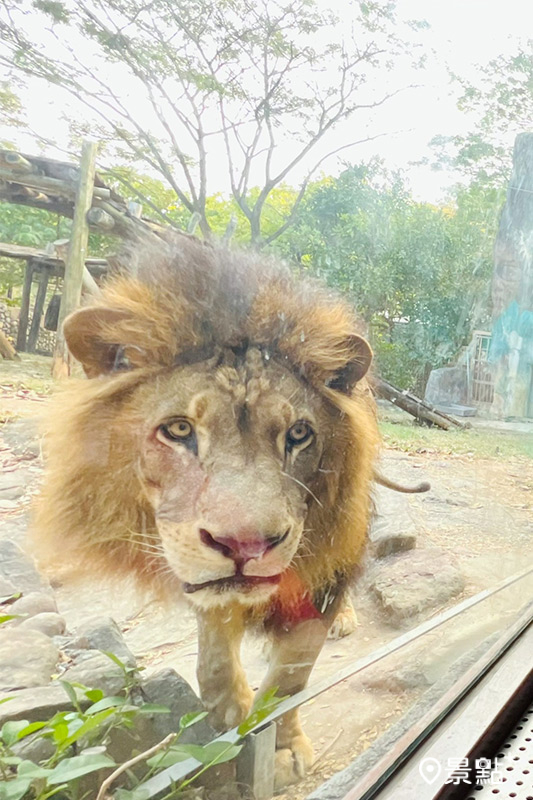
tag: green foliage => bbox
[429,40,533,187]
[275,161,501,393]
[0,649,286,800]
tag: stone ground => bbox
[1,354,533,798]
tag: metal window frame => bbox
[138,566,533,800]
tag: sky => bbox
[2,0,533,203]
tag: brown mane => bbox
[33,236,378,600]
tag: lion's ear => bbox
[63,306,131,377]
[326,334,373,394]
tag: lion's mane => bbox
[33,236,378,603]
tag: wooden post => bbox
[27,266,50,353]
[52,140,97,378]
[16,260,34,352]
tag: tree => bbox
[429,41,533,188]
[0,0,425,244]
[276,162,500,391]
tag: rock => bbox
[0,419,41,459]
[360,659,432,692]
[76,617,136,667]
[369,548,466,626]
[0,683,88,725]
[0,629,59,690]
[369,485,418,559]
[12,732,55,763]
[0,576,16,599]
[18,612,66,637]
[0,541,51,594]
[0,499,18,510]
[60,650,129,695]
[138,669,214,744]
[0,484,25,501]
[370,519,417,559]
[10,591,57,619]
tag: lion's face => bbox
[127,347,330,608]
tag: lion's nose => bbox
[199,528,289,562]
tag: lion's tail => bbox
[374,470,430,494]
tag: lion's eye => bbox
[286,420,314,450]
[157,419,196,453]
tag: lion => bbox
[34,235,380,788]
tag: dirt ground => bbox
[1,353,533,797]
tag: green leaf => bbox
[145,746,191,769]
[114,788,150,800]
[177,741,242,766]
[135,704,171,715]
[85,696,126,714]
[17,759,52,779]
[0,697,14,706]
[59,680,81,711]
[0,593,21,604]
[237,688,287,736]
[0,776,32,800]
[51,721,69,745]
[56,708,116,752]
[0,615,23,625]
[47,752,116,784]
[100,651,128,671]
[0,756,22,766]
[1,720,30,746]
[15,720,48,740]
[84,688,104,703]
[179,710,208,729]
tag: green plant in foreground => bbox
[0,649,285,800]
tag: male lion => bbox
[35,236,378,788]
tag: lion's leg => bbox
[196,604,254,731]
[256,616,330,790]
[328,593,358,640]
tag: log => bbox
[27,268,49,353]
[16,261,34,352]
[0,168,111,200]
[87,206,115,231]
[374,377,467,430]
[0,151,32,173]
[0,329,19,360]
[53,141,97,378]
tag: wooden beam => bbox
[53,141,97,378]
[82,267,100,296]
[16,260,34,352]
[27,268,49,353]
[0,168,110,200]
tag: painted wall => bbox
[490,133,533,418]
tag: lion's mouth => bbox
[183,573,281,594]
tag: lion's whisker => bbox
[281,472,324,508]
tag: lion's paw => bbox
[274,734,314,791]
[208,684,254,731]
[328,604,358,640]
